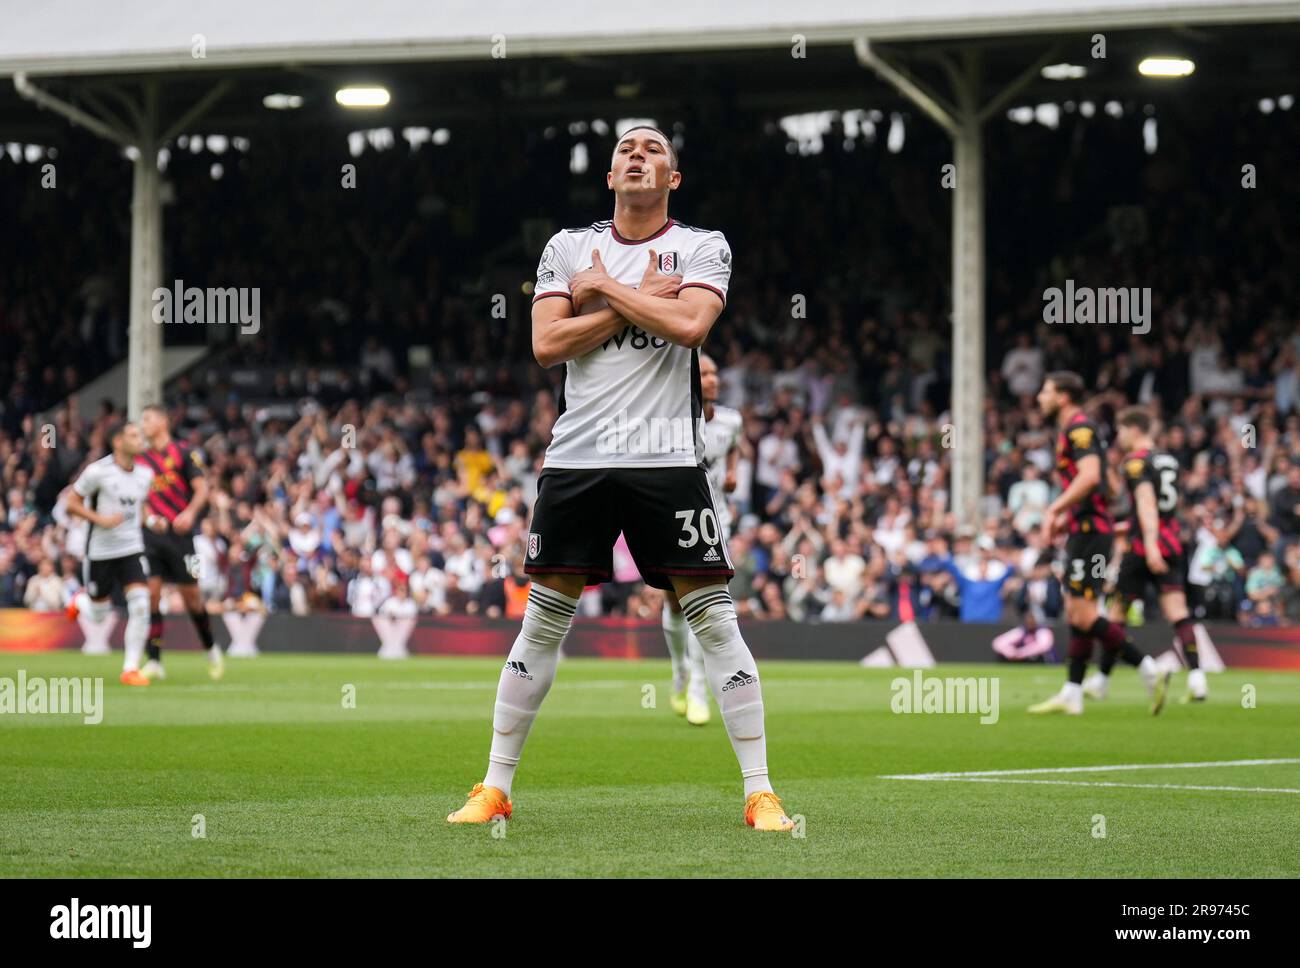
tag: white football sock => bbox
[483,584,578,797]
[685,628,709,704]
[86,596,113,625]
[661,602,689,693]
[679,585,773,797]
[124,586,150,672]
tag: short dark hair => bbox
[105,420,129,445]
[615,125,678,169]
[1044,370,1085,402]
[1116,406,1153,433]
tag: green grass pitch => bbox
[2,650,1297,877]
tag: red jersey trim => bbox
[611,218,674,245]
[678,282,726,306]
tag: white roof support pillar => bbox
[14,74,230,418]
[854,39,1053,527]
[127,81,163,421]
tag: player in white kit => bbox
[448,126,796,831]
[66,421,156,686]
[663,352,743,725]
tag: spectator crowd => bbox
[2,95,1298,626]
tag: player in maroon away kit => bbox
[136,404,224,680]
[1029,373,1165,715]
[1086,406,1204,703]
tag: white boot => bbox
[1137,655,1158,695]
[208,645,225,681]
[1029,682,1084,715]
[1082,672,1109,700]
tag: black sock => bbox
[1174,617,1199,670]
[147,612,164,661]
[1090,616,1144,667]
[1097,650,1117,676]
[1067,626,1091,684]
[1068,656,1087,684]
[191,609,215,651]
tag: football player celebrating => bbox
[66,422,155,686]
[662,351,743,726]
[1086,407,1200,703]
[448,125,795,831]
[137,404,223,681]
[1029,373,1161,715]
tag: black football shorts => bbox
[1116,550,1188,600]
[84,553,150,600]
[524,466,734,590]
[144,528,199,585]
[1064,531,1113,599]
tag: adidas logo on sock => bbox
[722,669,757,692]
[504,660,533,680]
[702,546,721,562]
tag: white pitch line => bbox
[880,758,1300,780]
[886,777,1300,795]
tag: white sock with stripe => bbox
[482,584,578,797]
[662,602,689,693]
[679,585,773,797]
[685,627,709,704]
[124,586,150,672]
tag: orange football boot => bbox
[119,670,151,687]
[744,791,795,832]
[446,783,512,824]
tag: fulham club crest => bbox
[657,251,680,274]
[528,532,541,559]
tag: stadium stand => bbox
[1,98,1297,627]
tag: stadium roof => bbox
[2,0,1299,76]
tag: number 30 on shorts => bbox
[675,508,720,548]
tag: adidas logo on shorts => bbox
[504,660,533,680]
[702,546,721,562]
[722,670,757,692]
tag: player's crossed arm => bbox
[531,296,623,368]
[531,249,702,366]
[575,250,723,350]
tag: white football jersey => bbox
[702,404,743,535]
[72,456,153,560]
[702,404,744,493]
[534,217,732,469]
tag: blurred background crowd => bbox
[2,96,1298,625]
